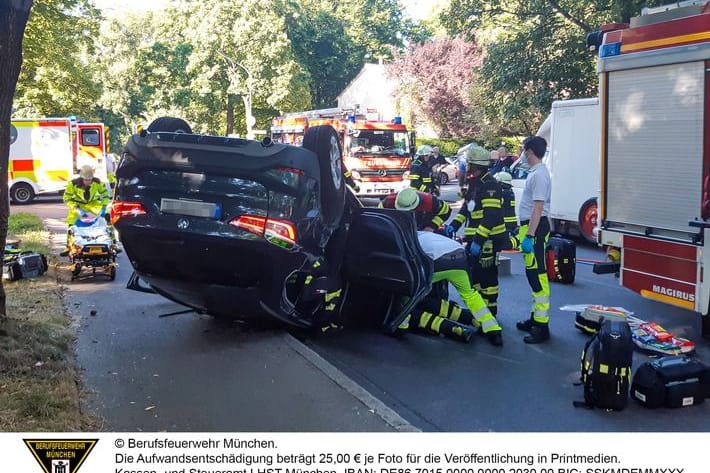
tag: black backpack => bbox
[574,318,633,410]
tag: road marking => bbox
[282,333,421,432]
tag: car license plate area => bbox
[373,183,392,194]
[160,198,221,218]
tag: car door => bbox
[342,207,433,332]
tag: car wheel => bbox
[10,183,35,204]
[578,198,598,244]
[146,116,193,134]
[303,125,345,226]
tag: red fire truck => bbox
[271,107,416,196]
[591,1,710,336]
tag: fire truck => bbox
[271,107,416,196]
[590,1,710,336]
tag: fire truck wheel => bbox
[578,198,598,244]
[303,125,345,226]
[10,183,35,205]
[146,116,193,134]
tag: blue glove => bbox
[469,241,482,257]
[79,210,89,219]
[100,206,107,217]
[520,235,534,254]
[444,224,455,238]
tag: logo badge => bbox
[378,169,388,177]
[24,439,97,473]
[177,218,190,230]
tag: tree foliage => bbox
[439,0,666,135]
[13,0,100,118]
[389,36,482,138]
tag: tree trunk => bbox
[0,0,33,325]
[226,96,234,136]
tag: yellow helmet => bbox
[395,188,421,210]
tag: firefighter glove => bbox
[520,235,534,254]
[100,206,107,217]
[468,241,482,257]
[443,224,456,238]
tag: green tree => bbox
[439,0,665,135]
[13,0,101,118]
[1,0,34,322]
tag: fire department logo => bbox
[24,439,97,473]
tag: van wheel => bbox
[10,183,35,204]
[146,116,192,134]
[303,125,345,226]
[578,198,597,244]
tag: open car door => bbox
[342,207,433,332]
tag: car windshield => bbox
[349,130,409,155]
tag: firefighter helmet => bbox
[465,145,490,167]
[416,145,433,156]
[395,188,421,211]
[494,171,512,186]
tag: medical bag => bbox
[631,355,710,408]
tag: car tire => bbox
[578,198,598,244]
[10,183,35,204]
[303,125,345,226]
[146,116,193,134]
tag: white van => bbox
[509,98,600,243]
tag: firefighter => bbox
[443,150,517,317]
[402,296,477,343]
[379,187,451,231]
[414,229,503,346]
[409,145,437,194]
[515,136,552,344]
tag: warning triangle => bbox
[24,439,98,473]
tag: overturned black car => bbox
[112,120,432,332]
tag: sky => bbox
[92,0,436,21]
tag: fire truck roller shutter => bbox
[606,61,704,238]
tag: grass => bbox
[0,212,99,431]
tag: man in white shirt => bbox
[515,136,552,344]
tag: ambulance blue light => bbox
[600,42,621,58]
[348,114,356,123]
[392,116,402,124]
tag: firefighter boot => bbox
[516,313,535,332]
[523,321,550,344]
[438,319,476,343]
[483,328,503,346]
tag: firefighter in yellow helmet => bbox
[443,149,518,317]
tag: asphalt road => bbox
[12,188,710,432]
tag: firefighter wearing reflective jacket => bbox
[409,145,438,194]
[379,188,451,231]
[444,152,517,317]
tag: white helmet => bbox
[465,144,489,167]
[416,145,433,156]
[494,171,512,186]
